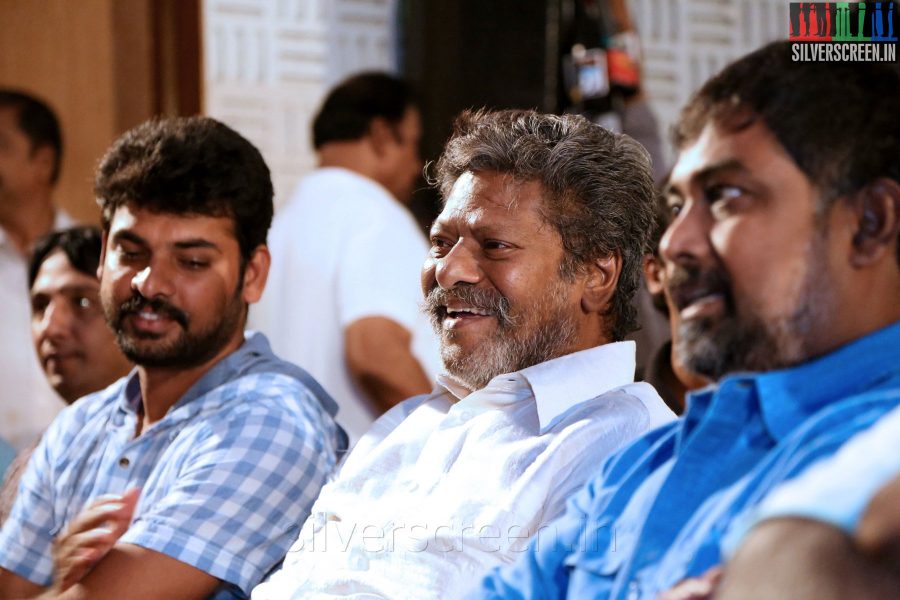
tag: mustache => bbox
[665,262,733,311]
[116,293,189,328]
[422,285,514,327]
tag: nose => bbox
[131,262,175,299]
[39,298,74,341]
[433,242,483,290]
[659,199,713,267]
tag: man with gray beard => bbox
[471,40,900,600]
[251,109,674,600]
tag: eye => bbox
[703,184,746,215]
[74,296,95,311]
[665,197,684,218]
[180,259,210,270]
[429,236,454,257]
[30,296,49,317]
[116,245,145,262]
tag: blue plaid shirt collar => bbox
[682,320,900,444]
[116,331,342,426]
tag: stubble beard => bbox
[675,231,834,380]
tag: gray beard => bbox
[438,282,580,392]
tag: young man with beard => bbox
[251,109,674,599]
[0,117,344,600]
[470,41,900,599]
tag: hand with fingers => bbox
[657,567,723,600]
[50,488,140,592]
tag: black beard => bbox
[105,289,245,369]
[669,235,830,380]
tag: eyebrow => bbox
[30,283,98,297]
[111,230,220,252]
[172,239,220,252]
[664,159,748,197]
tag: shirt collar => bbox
[437,341,637,432]
[683,320,900,442]
[754,320,900,440]
[116,331,341,421]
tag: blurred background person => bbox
[0,226,131,525]
[252,73,440,443]
[0,90,72,452]
[640,191,709,414]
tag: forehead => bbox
[669,119,806,190]
[107,203,238,246]
[32,250,97,293]
[435,171,549,230]
[0,107,25,140]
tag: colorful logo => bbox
[790,2,897,61]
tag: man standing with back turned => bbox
[253,72,440,442]
[0,117,344,600]
[0,90,73,450]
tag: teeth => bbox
[447,307,492,317]
[138,311,161,321]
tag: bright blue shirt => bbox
[0,332,345,598]
[472,321,900,599]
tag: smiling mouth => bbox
[442,306,496,328]
[679,293,726,320]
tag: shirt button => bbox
[118,457,130,468]
[627,581,639,600]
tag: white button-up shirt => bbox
[253,341,675,600]
[0,212,72,450]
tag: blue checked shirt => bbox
[0,332,344,598]
[472,320,900,599]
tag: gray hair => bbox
[432,109,656,340]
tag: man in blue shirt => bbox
[471,40,900,600]
[0,117,345,600]
[711,404,900,599]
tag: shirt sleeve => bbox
[121,384,336,595]
[468,475,600,599]
[722,397,900,558]
[335,200,429,330]
[0,422,64,584]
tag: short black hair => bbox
[28,226,102,289]
[312,72,416,149]
[95,116,274,263]
[434,109,656,341]
[0,89,63,184]
[674,41,900,266]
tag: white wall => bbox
[202,0,397,208]
[629,0,789,167]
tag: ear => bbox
[97,230,109,280]
[581,251,622,315]
[642,253,665,296]
[30,145,56,184]
[368,117,394,157]
[849,178,900,268]
[241,244,271,304]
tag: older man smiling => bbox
[252,109,674,600]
